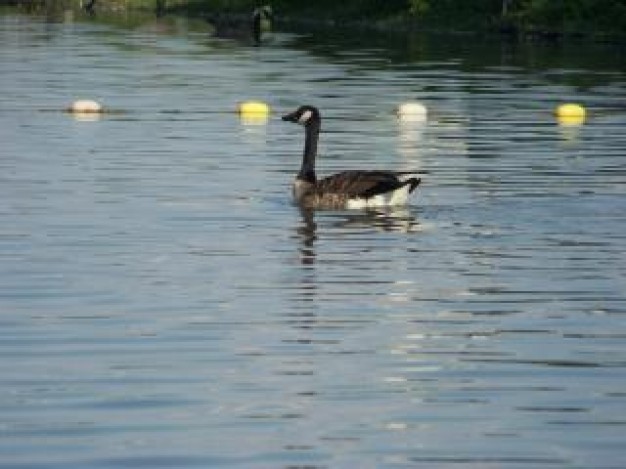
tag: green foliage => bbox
[408,0,429,16]
[514,0,626,32]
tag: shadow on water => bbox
[285,27,625,88]
[9,1,624,81]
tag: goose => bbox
[209,5,272,46]
[82,0,96,15]
[282,105,423,209]
[252,5,273,46]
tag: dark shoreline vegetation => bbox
[3,0,626,42]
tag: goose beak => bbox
[281,111,299,123]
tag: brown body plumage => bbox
[282,105,423,209]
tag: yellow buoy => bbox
[555,103,586,126]
[68,99,103,114]
[237,101,270,125]
[396,102,428,123]
[237,101,270,116]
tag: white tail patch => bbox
[298,110,313,125]
[388,184,412,205]
[345,185,412,209]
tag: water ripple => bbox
[0,11,625,469]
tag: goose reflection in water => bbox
[295,207,421,265]
[295,208,317,266]
[329,207,420,234]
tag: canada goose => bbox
[82,0,96,15]
[282,105,424,209]
[209,5,272,46]
[252,5,273,46]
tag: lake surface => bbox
[1,11,625,469]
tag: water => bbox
[1,11,625,468]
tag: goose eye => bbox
[298,110,313,124]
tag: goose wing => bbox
[316,171,416,198]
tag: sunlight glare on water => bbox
[0,11,625,469]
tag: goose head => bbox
[253,5,273,24]
[282,105,321,127]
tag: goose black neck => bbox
[298,122,319,183]
[252,13,261,46]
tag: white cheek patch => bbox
[298,110,313,125]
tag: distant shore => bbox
[168,0,626,43]
[3,0,625,43]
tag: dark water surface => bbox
[1,12,625,468]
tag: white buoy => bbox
[68,99,103,114]
[396,102,428,123]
